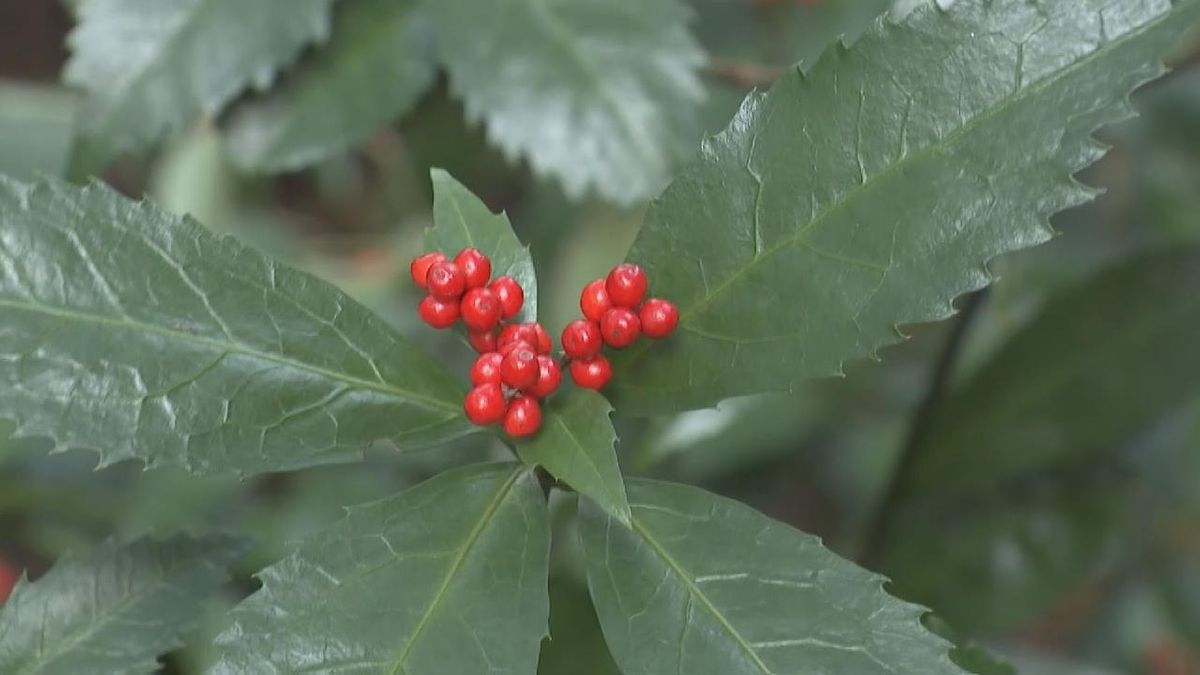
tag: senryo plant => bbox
[0,0,1198,672]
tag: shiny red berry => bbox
[499,340,531,357]
[455,248,492,289]
[600,307,640,349]
[464,383,507,426]
[504,396,542,438]
[606,263,648,308]
[427,260,466,301]
[410,252,446,290]
[418,295,459,329]
[532,323,553,354]
[499,323,540,350]
[561,320,602,360]
[529,356,562,399]
[580,278,612,322]
[570,356,612,390]
[467,329,497,354]
[489,276,524,319]
[640,299,679,339]
[460,287,501,331]
[501,344,540,391]
[470,352,504,387]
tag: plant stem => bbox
[858,289,988,568]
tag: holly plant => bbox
[1,0,1199,673]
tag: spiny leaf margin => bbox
[212,463,550,675]
[579,478,964,674]
[424,0,707,203]
[608,0,1200,414]
[65,0,336,159]
[0,177,472,476]
[0,533,248,675]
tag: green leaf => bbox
[517,390,630,525]
[908,245,1200,496]
[425,0,706,203]
[64,0,334,158]
[0,533,248,675]
[426,168,539,322]
[213,463,549,674]
[609,0,1200,414]
[223,0,436,172]
[578,479,964,675]
[0,178,472,475]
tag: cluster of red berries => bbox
[560,263,678,391]
[411,249,677,440]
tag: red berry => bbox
[606,263,648,307]
[460,287,502,331]
[418,295,459,329]
[455,248,492,289]
[532,323,553,354]
[470,352,504,386]
[499,323,540,350]
[640,298,679,339]
[504,396,542,438]
[501,344,540,390]
[529,356,562,399]
[467,329,497,354]
[427,260,466,301]
[600,307,641,349]
[570,356,612,390]
[489,276,524,319]
[464,383,507,426]
[410,252,446,290]
[580,278,612,322]
[499,340,531,357]
[561,320,602,360]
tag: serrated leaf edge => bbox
[616,0,1192,399]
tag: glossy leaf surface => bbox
[0,534,246,675]
[213,463,550,674]
[0,178,471,475]
[425,169,538,323]
[65,0,334,157]
[223,0,436,171]
[610,0,1200,414]
[580,479,963,674]
[516,390,630,525]
[426,0,706,203]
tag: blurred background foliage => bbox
[1,0,1198,673]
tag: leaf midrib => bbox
[387,466,526,673]
[0,296,459,415]
[520,0,650,162]
[549,409,630,524]
[631,515,774,674]
[446,193,478,249]
[618,3,1180,373]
